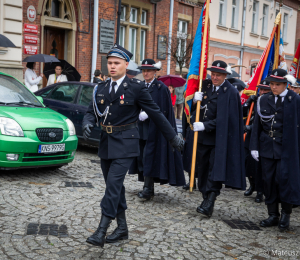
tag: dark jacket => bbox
[130,78,185,186]
[93,77,103,84]
[250,90,300,205]
[209,79,246,190]
[83,76,177,160]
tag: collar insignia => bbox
[123,82,128,87]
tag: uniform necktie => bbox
[110,82,117,99]
[146,83,150,88]
[276,95,282,108]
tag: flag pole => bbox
[189,0,210,192]
[244,13,281,141]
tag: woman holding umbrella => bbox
[24,62,44,92]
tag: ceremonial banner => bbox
[289,42,300,79]
[184,2,209,126]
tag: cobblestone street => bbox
[0,145,300,260]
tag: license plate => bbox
[38,144,65,153]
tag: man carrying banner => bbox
[192,60,246,218]
[250,69,300,231]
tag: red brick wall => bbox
[23,0,202,83]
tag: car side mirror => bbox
[36,96,44,104]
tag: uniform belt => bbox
[264,130,282,138]
[101,121,138,134]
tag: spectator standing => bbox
[47,65,68,86]
[93,69,103,83]
[174,74,186,119]
[168,85,176,107]
[24,62,44,92]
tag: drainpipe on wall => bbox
[167,0,174,75]
[91,0,99,82]
[239,0,247,79]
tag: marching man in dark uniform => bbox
[82,44,184,247]
[243,79,271,203]
[192,60,246,218]
[129,59,185,200]
[250,69,300,231]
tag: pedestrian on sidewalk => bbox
[93,69,103,83]
[168,85,176,107]
[82,44,184,248]
[24,62,44,92]
[174,74,186,119]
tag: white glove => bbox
[139,111,148,121]
[193,92,203,103]
[251,150,259,162]
[193,122,205,132]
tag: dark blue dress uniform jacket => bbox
[82,76,177,160]
[250,90,300,205]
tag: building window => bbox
[219,0,227,26]
[140,30,146,62]
[251,1,258,33]
[261,4,268,36]
[120,6,126,21]
[177,20,188,66]
[130,8,137,23]
[129,28,137,61]
[119,26,125,47]
[141,10,147,25]
[51,0,59,17]
[231,0,236,28]
[282,13,288,42]
[44,0,71,21]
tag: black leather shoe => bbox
[137,177,154,200]
[182,183,190,190]
[196,192,216,218]
[86,215,112,247]
[106,211,128,243]
[278,202,293,232]
[244,178,255,196]
[255,192,263,203]
[260,203,279,227]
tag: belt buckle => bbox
[269,131,273,137]
[106,126,113,134]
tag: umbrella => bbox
[23,54,60,63]
[0,34,16,48]
[226,70,240,78]
[158,75,186,88]
[227,78,247,88]
[43,59,81,82]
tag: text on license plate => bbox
[38,144,65,153]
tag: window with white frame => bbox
[219,0,227,26]
[129,27,137,61]
[261,4,269,36]
[231,0,236,28]
[251,1,259,34]
[120,5,126,21]
[177,20,188,66]
[140,30,146,62]
[119,26,125,47]
[141,10,147,25]
[282,13,288,42]
[130,8,137,23]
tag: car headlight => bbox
[0,117,24,137]
[65,119,76,136]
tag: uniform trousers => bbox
[100,157,134,219]
[260,156,281,204]
[196,143,222,196]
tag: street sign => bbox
[99,19,115,53]
[24,45,38,55]
[24,24,38,34]
[24,35,38,45]
[157,35,167,60]
[27,5,36,22]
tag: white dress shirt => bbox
[109,75,126,93]
[145,78,155,88]
[24,68,42,92]
[212,80,225,92]
[47,74,68,86]
[274,88,288,103]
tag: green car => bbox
[0,72,78,170]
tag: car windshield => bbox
[0,75,43,107]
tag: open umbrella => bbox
[226,70,240,78]
[227,78,246,88]
[43,59,81,82]
[23,54,60,63]
[158,75,186,88]
[0,34,16,48]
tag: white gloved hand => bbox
[251,150,259,162]
[193,92,203,103]
[193,122,205,132]
[139,111,148,121]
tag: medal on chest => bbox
[120,94,124,104]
